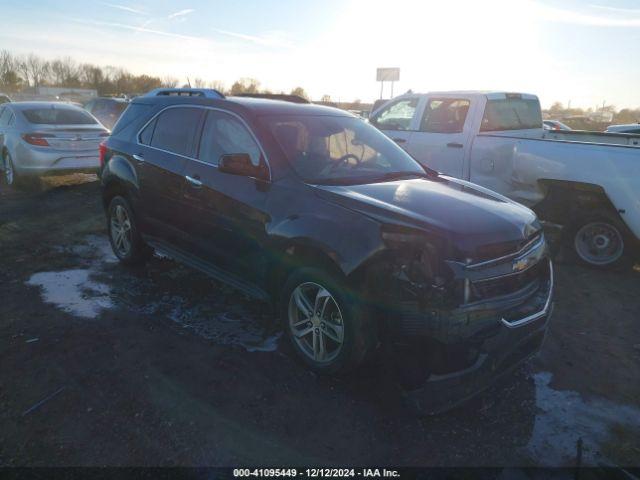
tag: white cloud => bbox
[527,0,640,27]
[213,29,292,48]
[100,2,147,15]
[167,9,194,19]
[589,4,640,15]
[70,17,201,41]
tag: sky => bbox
[1,0,639,109]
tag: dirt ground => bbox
[1,176,639,467]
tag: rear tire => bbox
[280,267,375,374]
[107,196,152,265]
[568,209,633,270]
[2,151,41,191]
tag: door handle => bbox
[132,154,144,162]
[446,142,463,149]
[392,138,407,144]
[185,175,203,187]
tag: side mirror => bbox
[219,153,266,179]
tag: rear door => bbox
[180,108,271,281]
[369,96,422,149]
[404,96,474,178]
[134,106,205,244]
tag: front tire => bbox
[107,196,151,265]
[280,267,375,374]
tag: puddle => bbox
[168,302,282,353]
[54,234,118,264]
[27,236,116,319]
[34,234,281,350]
[527,371,640,465]
[26,269,113,318]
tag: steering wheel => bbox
[328,153,361,172]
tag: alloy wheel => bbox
[4,154,14,185]
[110,204,133,257]
[288,282,345,364]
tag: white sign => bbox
[376,68,400,82]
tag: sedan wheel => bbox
[288,282,345,364]
[3,153,14,186]
[574,221,624,267]
[110,204,133,257]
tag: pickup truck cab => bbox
[370,91,640,268]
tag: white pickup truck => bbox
[370,91,640,268]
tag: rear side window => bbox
[112,103,152,138]
[420,99,470,133]
[149,107,203,156]
[138,118,156,144]
[22,107,97,125]
[481,97,542,132]
[370,97,418,131]
[198,111,262,166]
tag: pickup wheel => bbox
[280,268,374,374]
[569,210,633,269]
[107,196,152,266]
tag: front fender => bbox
[268,210,383,277]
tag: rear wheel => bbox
[281,267,375,374]
[569,210,633,269]
[3,151,15,186]
[107,196,151,265]
[2,151,41,191]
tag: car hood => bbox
[313,176,541,261]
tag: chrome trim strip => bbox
[135,104,272,181]
[467,234,544,270]
[500,260,554,328]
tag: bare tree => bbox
[230,78,260,95]
[160,76,180,88]
[50,56,80,87]
[16,55,31,88]
[0,50,22,92]
[24,54,49,89]
[79,63,104,90]
[290,86,308,99]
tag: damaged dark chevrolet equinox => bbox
[100,89,553,413]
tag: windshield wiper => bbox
[373,169,438,182]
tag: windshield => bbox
[22,107,98,125]
[262,114,427,184]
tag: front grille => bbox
[470,261,545,302]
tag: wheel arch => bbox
[266,240,347,305]
[534,179,623,226]
[100,155,139,211]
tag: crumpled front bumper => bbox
[392,261,554,415]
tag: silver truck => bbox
[370,91,640,268]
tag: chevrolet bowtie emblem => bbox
[512,257,531,272]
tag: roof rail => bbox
[235,93,309,104]
[144,88,225,99]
